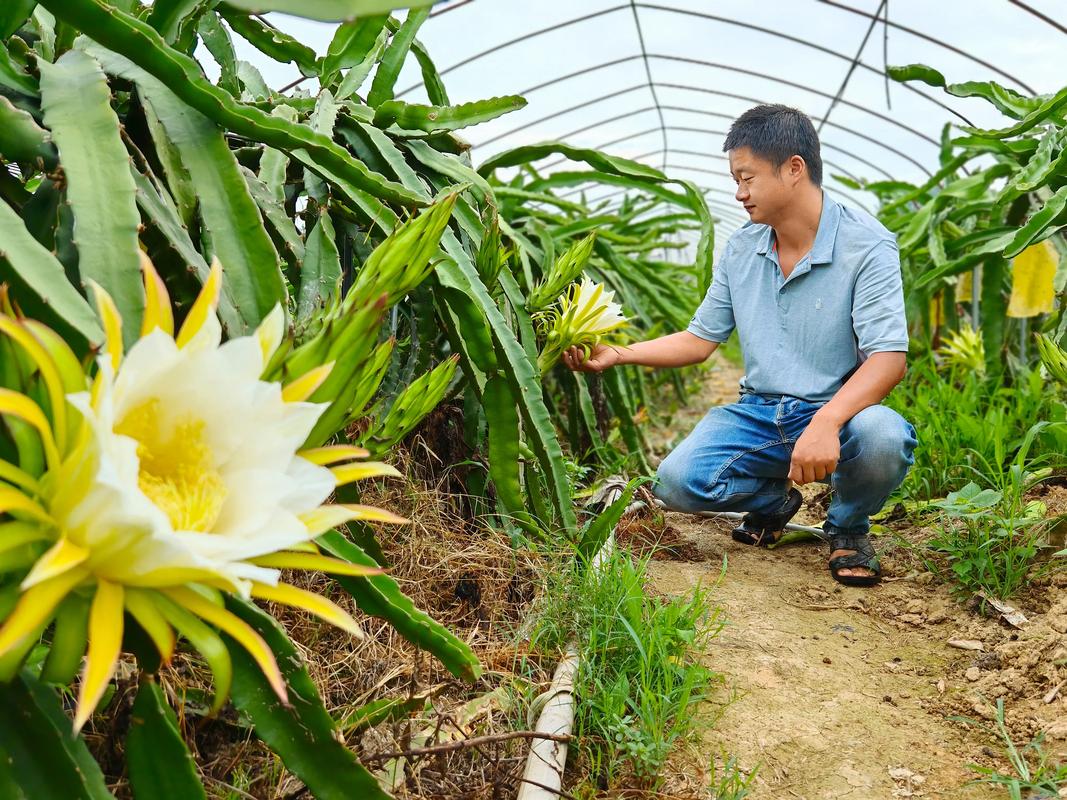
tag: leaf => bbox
[886,63,946,88]
[483,373,542,536]
[196,12,239,96]
[0,199,104,344]
[436,230,578,533]
[367,5,429,107]
[478,142,666,181]
[335,26,389,100]
[217,5,318,75]
[945,79,1048,120]
[0,96,57,168]
[86,43,287,333]
[45,0,424,209]
[317,530,481,681]
[1003,185,1067,258]
[222,0,433,20]
[408,34,448,105]
[373,95,527,133]
[297,211,341,325]
[222,597,389,800]
[960,84,1067,140]
[146,0,203,43]
[0,671,115,800]
[38,49,143,346]
[0,0,37,39]
[126,680,206,800]
[578,477,646,561]
[320,14,388,85]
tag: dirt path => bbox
[642,357,1067,799]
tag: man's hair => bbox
[723,104,823,187]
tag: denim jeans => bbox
[652,393,918,535]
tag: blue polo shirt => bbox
[687,192,909,403]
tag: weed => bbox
[956,698,1067,799]
[527,547,723,790]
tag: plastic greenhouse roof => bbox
[219,1,1067,253]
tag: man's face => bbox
[728,147,798,225]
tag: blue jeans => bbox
[653,394,917,535]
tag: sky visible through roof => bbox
[205,1,1067,256]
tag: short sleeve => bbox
[852,239,909,354]
[687,241,736,342]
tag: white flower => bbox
[0,257,405,731]
[536,277,628,372]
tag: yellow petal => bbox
[330,462,403,487]
[20,538,90,589]
[125,589,176,663]
[256,304,285,366]
[88,281,123,371]
[176,258,223,349]
[299,504,408,536]
[73,580,124,732]
[0,485,53,525]
[0,388,61,472]
[282,362,334,403]
[139,251,174,337]
[251,582,364,639]
[0,567,87,659]
[249,551,386,577]
[164,586,288,704]
[0,315,68,454]
[298,445,371,465]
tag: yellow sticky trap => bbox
[139,252,174,337]
[928,292,943,332]
[955,270,973,303]
[1007,241,1057,318]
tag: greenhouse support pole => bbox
[972,265,981,329]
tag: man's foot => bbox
[828,531,881,586]
[731,488,803,546]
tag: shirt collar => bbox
[755,191,841,265]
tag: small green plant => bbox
[928,480,1051,600]
[925,413,1063,599]
[885,356,1067,504]
[528,547,723,789]
[957,698,1067,799]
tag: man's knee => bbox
[842,406,917,483]
[652,451,708,513]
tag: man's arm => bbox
[787,352,906,484]
[562,331,719,372]
[790,237,910,484]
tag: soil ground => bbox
[643,357,1067,800]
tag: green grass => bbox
[956,698,1067,799]
[526,546,726,792]
[884,356,1067,504]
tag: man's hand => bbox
[788,417,840,484]
[561,343,621,373]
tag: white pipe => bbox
[518,487,622,800]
